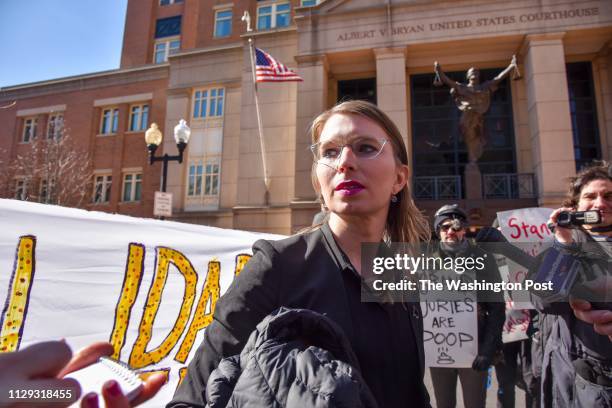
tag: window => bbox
[257,3,290,30]
[193,88,225,119]
[188,164,203,196]
[301,0,317,6]
[154,37,181,63]
[39,178,55,203]
[337,78,377,104]
[100,108,119,135]
[214,10,232,38]
[567,62,601,170]
[188,160,220,197]
[14,179,28,200]
[47,114,64,139]
[93,174,112,203]
[155,16,182,38]
[160,0,183,5]
[128,104,149,132]
[22,117,37,142]
[204,162,220,195]
[122,173,142,202]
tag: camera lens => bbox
[557,211,572,227]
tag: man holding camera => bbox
[428,204,505,408]
[533,161,612,406]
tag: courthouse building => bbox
[1,0,611,234]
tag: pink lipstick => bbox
[335,180,365,196]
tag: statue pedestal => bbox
[464,162,483,200]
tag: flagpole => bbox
[242,12,270,205]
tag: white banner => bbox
[0,199,283,406]
[497,207,554,343]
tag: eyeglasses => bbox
[310,137,387,165]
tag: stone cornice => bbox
[0,65,168,102]
[519,32,566,56]
[373,46,408,59]
[295,54,329,71]
[240,26,298,40]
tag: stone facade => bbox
[1,0,612,234]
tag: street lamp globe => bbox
[174,119,191,145]
[145,123,163,147]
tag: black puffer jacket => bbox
[205,308,378,408]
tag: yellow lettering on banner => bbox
[175,261,221,363]
[129,247,197,368]
[177,367,188,388]
[0,236,36,353]
[234,254,251,277]
[110,244,145,359]
[138,368,170,384]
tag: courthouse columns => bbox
[374,47,410,163]
[293,54,329,202]
[522,33,575,207]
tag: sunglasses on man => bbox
[439,220,464,232]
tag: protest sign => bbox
[421,268,478,368]
[0,199,283,406]
[496,207,554,342]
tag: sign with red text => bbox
[497,207,554,342]
[0,199,283,407]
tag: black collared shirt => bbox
[320,224,428,407]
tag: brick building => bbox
[1,0,612,234]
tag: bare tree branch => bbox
[1,126,93,207]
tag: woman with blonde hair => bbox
[170,100,432,407]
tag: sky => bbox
[0,0,128,88]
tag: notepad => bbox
[65,357,143,406]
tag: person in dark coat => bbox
[205,308,378,408]
[428,204,505,408]
[530,161,612,407]
[168,100,433,408]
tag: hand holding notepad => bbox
[65,357,143,407]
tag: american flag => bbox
[255,48,303,82]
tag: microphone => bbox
[475,227,536,269]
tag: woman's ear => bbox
[393,164,410,195]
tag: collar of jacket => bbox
[320,222,357,274]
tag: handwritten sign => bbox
[422,296,478,368]
[421,268,478,368]
[496,207,554,342]
[0,199,283,407]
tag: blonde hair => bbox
[309,100,430,244]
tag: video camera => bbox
[556,210,601,228]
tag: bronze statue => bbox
[433,56,520,163]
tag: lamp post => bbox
[144,119,191,193]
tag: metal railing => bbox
[413,175,462,200]
[482,173,536,199]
